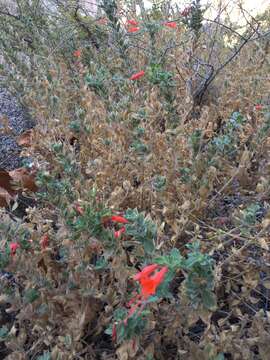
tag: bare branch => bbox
[190,25,258,108]
[203,17,247,41]
[73,5,100,50]
[213,26,258,81]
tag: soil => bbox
[0,88,34,170]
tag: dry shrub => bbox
[0,1,270,359]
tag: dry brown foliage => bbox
[0,1,270,359]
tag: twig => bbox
[74,6,100,50]
[203,17,247,41]
[212,26,258,81]
[193,26,258,106]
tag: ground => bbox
[0,88,34,170]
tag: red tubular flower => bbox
[164,21,177,29]
[112,323,117,342]
[127,299,142,317]
[73,49,81,58]
[130,70,145,81]
[127,19,138,26]
[134,264,168,299]
[134,264,158,280]
[110,215,129,224]
[114,226,126,238]
[97,17,108,25]
[40,234,49,250]
[126,292,140,307]
[128,26,140,33]
[10,243,19,256]
[255,104,263,111]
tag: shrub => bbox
[0,0,270,358]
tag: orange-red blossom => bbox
[128,26,140,33]
[164,21,177,29]
[40,234,49,250]
[127,19,139,26]
[134,264,168,299]
[255,104,263,111]
[114,226,126,238]
[110,215,128,239]
[73,49,82,58]
[110,215,129,224]
[10,243,20,256]
[112,264,167,342]
[130,70,145,81]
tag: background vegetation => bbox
[0,0,270,359]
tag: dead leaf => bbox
[0,115,14,136]
[6,352,26,360]
[16,129,33,147]
[0,169,16,194]
[116,339,139,360]
[0,169,16,206]
[0,186,13,207]
[9,168,38,192]
[258,237,269,250]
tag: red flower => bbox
[10,243,19,256]
[73,49,82,58]
[128,27,140,33]
[134,264,168,299]
[130,70,145,81]
[111,215,129,224]
[255,104,263,111]
[127,19,138,26]
[134,264,158,280]
[126,292,140,307]
[127,299,142,318]
[97,17,108,25]
[112,323,117,342]
[40,234,49,250]
[114,226,126,238]
[164,21,177,29]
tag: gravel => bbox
[0,88,34,170]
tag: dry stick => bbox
[43,26,78,59]
[250,29,270,41]
[220,235,261,267]
[208,169,238,205]
[205,1,228,64]
[210,26,258,79]
[238,3,262,36]
[206,21,220,65]
[190,217,251,244]
[203,17,247,40]
[196,26,257,106]
[159,40,187,64]
[210,26,267,99]
[74,6,100,50]
[231,291,257,314]
[190,217,262,278]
